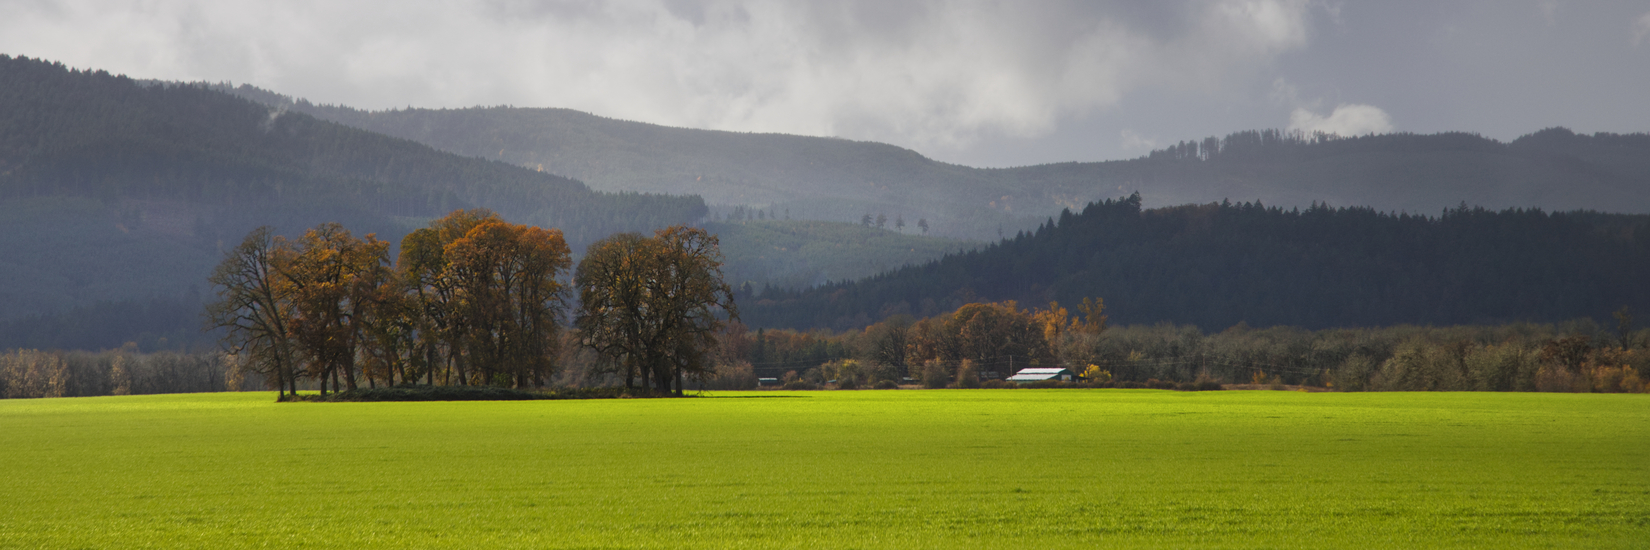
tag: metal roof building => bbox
[1005,367,1075,383]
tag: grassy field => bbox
[1,390,1645,548]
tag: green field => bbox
[2,390,1646,548]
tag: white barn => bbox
[1005,367,1075,383]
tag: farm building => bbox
[1006,367,1075,383]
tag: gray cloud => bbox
[1,0,1646,167]
[0,1,1315,152]
[1635,11,1650,46]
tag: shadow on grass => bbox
[284,385,692,402]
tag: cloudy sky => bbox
[3,0,1648,167]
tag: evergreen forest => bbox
[743,195,1650,331]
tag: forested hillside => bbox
[224,86,1031,239]
[228,85,1650,242]
[0,55,703,348]
[1093,128,1650,218]
[707,219,974,289]
[8,55,1649,351]
[743,195,1650,331]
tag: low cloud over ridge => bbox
[1288,104,1394,137]
[0,0,1314,151]
[6,1,1646,166]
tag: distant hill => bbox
[226,86,1650,242]
[223,86,1035,240]
[0,55,704,349]
[707,220,975,290]
[742,195,1650,331]
[1105,128,1650,217]
[8,55,1649,349]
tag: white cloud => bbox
[1634,11,1650,46]
[1287,104,1393,136]
[0,0,1315,150]
[1119,129,1158,151]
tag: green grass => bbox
[1,390,1646,548]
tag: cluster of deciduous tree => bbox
[206,210,737,400]
[1053,315,1648,393]
[575,226,737,395]
[744,195,1650,331]
[711,301,1648,393]
[720,299,1105,387]
[207,210,571,399]
[0,347,242,398]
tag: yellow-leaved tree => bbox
[575,225,737,395]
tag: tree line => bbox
[8,297,1643,398]
[711,301,1647,393]
[204,209,734,400]
[1143,126,1650,166]
[9,302,1636,396]
[0,346,243,399]
[743,195,1650,331]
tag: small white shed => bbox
[1005,367,1075,383]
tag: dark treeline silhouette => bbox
[743,195,1650,331]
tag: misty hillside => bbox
[707,219,975,290]
[0,55,704,346]
[743,195,1650,331]
[225,86,1034,240]
[228,86,1650,242]
[0,55,976,351]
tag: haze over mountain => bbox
[0,55,701,346]
[0,55,970,350]
[230,85,1650,243]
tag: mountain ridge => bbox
[222,84,1650,242]
[0,54,703,330]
